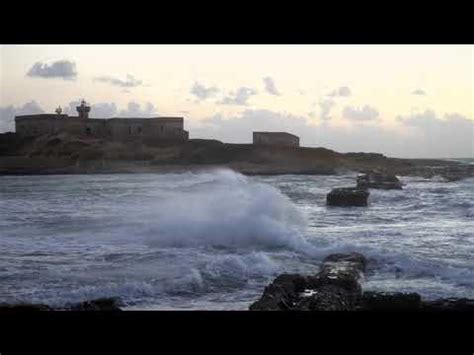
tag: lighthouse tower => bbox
[76,99,91,120]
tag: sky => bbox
[0,45,472,158]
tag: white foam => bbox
[133,169,316,253]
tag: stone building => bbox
[252,131,300,147]
[14,100,189,143]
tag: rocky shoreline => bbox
[1,132,473,179]
[250,253,474,311]
[0,297,123,312]
[2,252,473,312]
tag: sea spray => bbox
[136,169,318,254]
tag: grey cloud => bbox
[218,87,257,106]
[190,82,219,100]
[412,89,426,96]
[188,108,473,158]
[118,102,157,117]
[27,60,77,80]
[396,110,473,158]
[319,99,336,121]
[188,109,311,144]
[328,86,351,97]
[90,103,118,118]
[343,105,379,121]
[93,74,143,88]
[263,77,280,96]
[0,101,45,132]
[63,101,153,118]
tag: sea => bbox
[0,166,473,310]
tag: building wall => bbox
[15,115,188,142]
[253,132,300,147]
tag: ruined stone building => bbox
[253,131,300,147]
[14,100,189,143]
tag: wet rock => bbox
[250,253,367,311]
[360,291,422,310]
[67,297,123,311]
[249,274,308,310]
[250,252,474,311]
[356,171,403,190]
[326,187,369,207]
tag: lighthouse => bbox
[76,99,91,120]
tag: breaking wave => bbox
[132,169,316,253]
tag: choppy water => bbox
[0,169,473,309]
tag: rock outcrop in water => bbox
[249,253,474,311]
[0,297,123,312]
[250,253,367,310]
[326,187,369,207]
[356,170,403,190]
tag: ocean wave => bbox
[132,169,317,254]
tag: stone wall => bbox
[15,115,188,143]
[253,132,300,147]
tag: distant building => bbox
[14,100,189,143]
[253,131,300,147]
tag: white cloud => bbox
[27,60,77,80]
[218,87,257,106]
[93,74,143,88]
[263,77,280,96]
[343,105,379,121]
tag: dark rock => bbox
[360,291,422,310]
[326,187,369,207]
[67,297,123,311]
[249,274,308,310]
[0,303,53,312]
[422,298,474,311]
[250,253,367,311]
[250,252,474,312]
[356,171,403,190]
[296,285,358,311]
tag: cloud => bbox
[319,99,336,121]
[412,89,426,96]
[117,102,157,117]
[396,110,473,158]
[218,87,257,106]
[263,77,280,96]
[189,108,473,158]
[27,60,77,80]
[327,86,351,97]
[342,105,379,121]
[0,101,45,132]
[190,82,219,100]
[90,103,118,118]
[188,109,311,143]
[63,101,154,118]
[93,74,143,88]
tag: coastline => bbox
[1,132,472,179]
